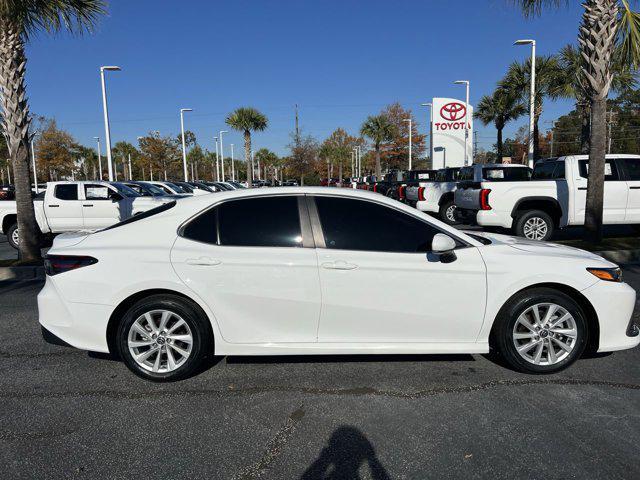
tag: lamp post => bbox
[454,80,470,165]
[403,118,413,170]
[420,102,433,164]
[515,39,536,167]
[434,146,447,168]
[219,130,228,181]
[93,137,102,180]
[230,144,235,181]
[180,108,193,181]
[214,137,220,181]
[30,133,40,193]
[100,66,121,181]
[128,153,132,180]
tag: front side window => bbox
[55,184,78,200]
[182,196,303,247]
[314,196,442,253]
[84,184,111,200]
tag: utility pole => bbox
[214,137,220,181]
[230,144,235,181]
[295,104,299,143]
[550,121,555,157]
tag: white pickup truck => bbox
[404,167,462,224]
[0,181,169,249]
[454,154,640,240]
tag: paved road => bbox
[0,266,639,479]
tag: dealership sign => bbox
[431,97,473,169]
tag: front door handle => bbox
[321,260,358,270]
[48,204,59,207]
[83,204,94,207]
[186,257,221,266]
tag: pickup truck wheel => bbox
[494,288,587,374]
[7,223,19,250]
[514,210,554,241]
[439,200,459,225]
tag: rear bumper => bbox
[37,276,112,353]
[475,210,514,229]
[416,200,439,213]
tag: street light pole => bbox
[219,130,228,181]
[30,133,40,193]
[128,153,132,180]
[180,108,193,181]
[403,118,413,170]
[230,144,235,181]
[420,103,433,164]
[454,80,470,165]
[214,137,220,181]
[93,137,102,180]
[100,66,121,181]
[515,39,536,167]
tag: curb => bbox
[0,266,45,282]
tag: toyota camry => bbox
[38,188,639,381]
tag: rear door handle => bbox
[48,204,59,207]
[186,257,221,266]
[83,204,94,207]
[321,260,358,270]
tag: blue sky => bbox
[26,0,585,156]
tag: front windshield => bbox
[111,182,141,197]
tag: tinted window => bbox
[458,167,474,181]
[183,196,303,247]
[579,160,620,181]
[55,184,78,200]
[621,158,640,180]
[483,167,531,181]
[315,196,442,253]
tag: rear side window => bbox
[55,184,78,200]
[483,167,531,181]
[315,196,443,253]
[533,161,564,180]
[458,167,474,181]
[182,196,303,247]
[620,158,640,180]
[578,160,620,181]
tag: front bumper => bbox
[582,280,640,353]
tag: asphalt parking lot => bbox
[0,259,639,478]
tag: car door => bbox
[574,159,628,223]
[171,194,321,344]
[309,195,487,343]
[619,158,640,222]
[82,183,122,229]
[44,183,83,231]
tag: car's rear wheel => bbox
[117,294,212,381]
[514,210,554,241]
[494,288,587,374]
[439,200,459,225]
[7,223,19,250]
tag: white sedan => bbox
[38,188,639,381]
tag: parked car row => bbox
[0,179,247,249]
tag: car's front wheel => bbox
[494,288,587,374]
[117,294,212,381]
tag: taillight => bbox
[373,184,378,193]
[398,186,406,200]
[480,188,492,210]
[44,255,98,276]
[418,187,426,201]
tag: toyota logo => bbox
[440,102,466,121]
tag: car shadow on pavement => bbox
[300,426,391,480]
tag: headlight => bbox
[587,267,623,283]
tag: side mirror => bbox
[431,233,457,263]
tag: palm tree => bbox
[474,90,527,160]
[0,1,106,261]
[554,43,636,153]
[499,55,563,160]
[360,115,397,178]
[515,0,640,242]
[225,107,268,188]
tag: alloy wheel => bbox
[446,205,456,223]
[523,217,548,240]
[11,227,19,246]
[512,303,577,366]
[127,309,193,373]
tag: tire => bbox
[439,200,459,225]
[117,294,212,382]
[514,210,554,241]
[493,287,587,374]
[6,223,19,250]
